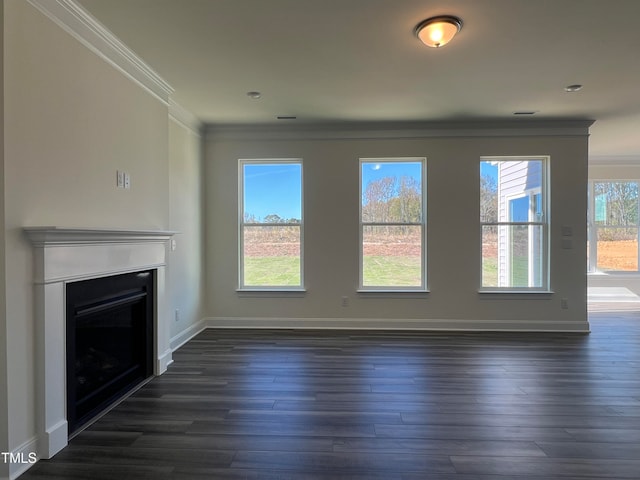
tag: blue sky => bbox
[243,163,302,221]
[361,161,423,190]
[244,161,498,221]
[480,161,498,181]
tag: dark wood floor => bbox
[23,307,640,479]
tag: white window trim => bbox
[358,157,427,292]
[479,156,550,293]
[238,158,305,291]
[587,179,640,273]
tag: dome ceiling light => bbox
[415,15,463,48]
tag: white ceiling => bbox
[76,0,640,159]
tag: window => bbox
[359,158,426,290]
[239,160,303,289]
[588,181,639,272]
[480,157,549,291]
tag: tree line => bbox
[362,176,421,223]
[244,213,301,224]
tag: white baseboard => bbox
[156,349,173,374]
[205,316,590,333]
[170,320,207,351]
[37,419,67,460]
[7,436,38,480]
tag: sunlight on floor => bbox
[588,287,640,303]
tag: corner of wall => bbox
[167,112,206,345]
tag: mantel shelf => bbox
[23,226,177,246]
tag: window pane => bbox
[362,225,422,287]
[482,225,544,288]
[482,225,499,287]
[481,157,547,290]
[481,160,543,222]
[243,163,302,223]
[480,162,499,223]
[509,196,530,222]
[361,162,422,223]
[593,182,638,226]
[243,226,300,286]
[596,227,638,271]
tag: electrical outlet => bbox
[341,296,349,307]
[175,309,180,322]
[561,298,569,309]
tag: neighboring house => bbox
[496,160,544,288]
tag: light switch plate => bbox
[116,170,124,188]
[561,225,573,237]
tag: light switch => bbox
[124,172,131,189]
[116,170,124,188]
[561,225,573,237]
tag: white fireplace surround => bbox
[24,227,176,459]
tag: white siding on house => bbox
[496,160,544,287]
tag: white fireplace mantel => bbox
[24,227,176,459]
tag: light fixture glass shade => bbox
[415,16,463,48]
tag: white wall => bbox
[168,117,205,346]
[205,124,590,332]
[4,0,168,454]
[589,162,640,181]
[0,0,204,474]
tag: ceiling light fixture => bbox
[564,84,583,93]
[415,15,463,48]
[246,91,262,99]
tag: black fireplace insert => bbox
[66,270,154,434]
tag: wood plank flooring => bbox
[22,307,640,479]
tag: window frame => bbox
[358,157,427,292]
[479,156,550,293]
[238,158,304,291]
[587,179,640,273]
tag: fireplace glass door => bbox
[66,270,154,434]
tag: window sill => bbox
[357,289,430,295]
[478,289,554,295]
[236,288,306,296]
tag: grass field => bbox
[243,228,423,286]
[362,256,421,286]
[243,235,640,287]
[244,255,422,287]
[481,257,530,287]
[244,257,301,286]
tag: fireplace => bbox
[66,270,154,434]
[24,227,175,459]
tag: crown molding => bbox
[169,99,203,136]
[26,0,174,104]
[206,119,595,142]
[589,155,640,166]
